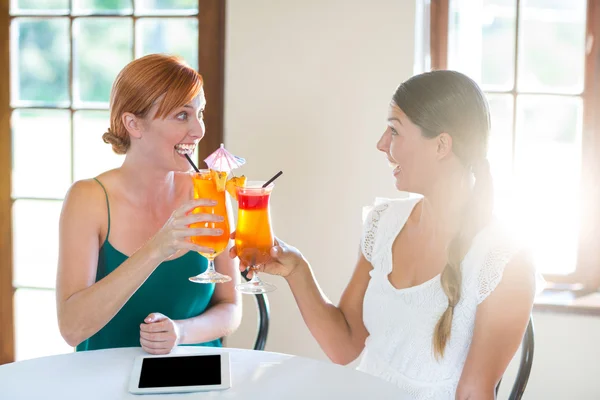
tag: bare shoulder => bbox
[61,178,109,232]
[64,178,105,205]
[65,179,104,204]
[67,169,126,204]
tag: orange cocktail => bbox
[235,182,276,294]
[188,169,232,284]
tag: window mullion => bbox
[510,0,521,176]
[132,0,137,60]
[577,0,600,288]
[69,0,75,184]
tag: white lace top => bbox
[356,193,527,399]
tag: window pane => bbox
[136,18,198,70]
[448,0,516,90]
[14,289,73,361]
[12,109,71,199]
[514,95,582,275]
[486,94,514,217]
[135,0,198,15]
[518,0,587,93]
[74,111,124,181]
[73,18,133,107]
[13,200,63,289]
[10,0,69,14]
[73,0,133,15]
[192,142,199,169]
[11,18,70,107]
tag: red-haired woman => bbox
[56,54,241,354]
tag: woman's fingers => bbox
[140,337,167,350]
[175,240,215,255]
[175,227,224,238]
[173,198,218,218]
[176,212,224,226]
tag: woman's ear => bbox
[436,132,453,160]
[122,112,143,140]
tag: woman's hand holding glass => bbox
[230,235,306,280]
[147,198,224,261]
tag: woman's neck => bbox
[119,155,178,207]
[414,173,471,242]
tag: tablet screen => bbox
[138,355,222,388]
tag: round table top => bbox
[0,346,411,399]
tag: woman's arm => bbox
[456,252,536,400]
[286,250,372,365]
[246,239,371,365]
[174,198,242,344]
[56,180,220,347]
[56,180,161,347]
[173,250,242,344]
[138,249,242,354]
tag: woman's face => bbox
[377,102,451,195]
[127,89,206,172]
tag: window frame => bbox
[429,0,600,290]
[0,0,226,365]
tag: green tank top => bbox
[76,178,221,351]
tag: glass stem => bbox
[207,258,216,273]
[250,267,261,284]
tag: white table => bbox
[0,347,411,399]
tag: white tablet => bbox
[128,352,231,395]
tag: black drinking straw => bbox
[184,153,201,173]
[262,171,283,188]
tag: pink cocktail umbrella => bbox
[204,143,246,173]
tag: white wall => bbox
[223,1,600,399]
